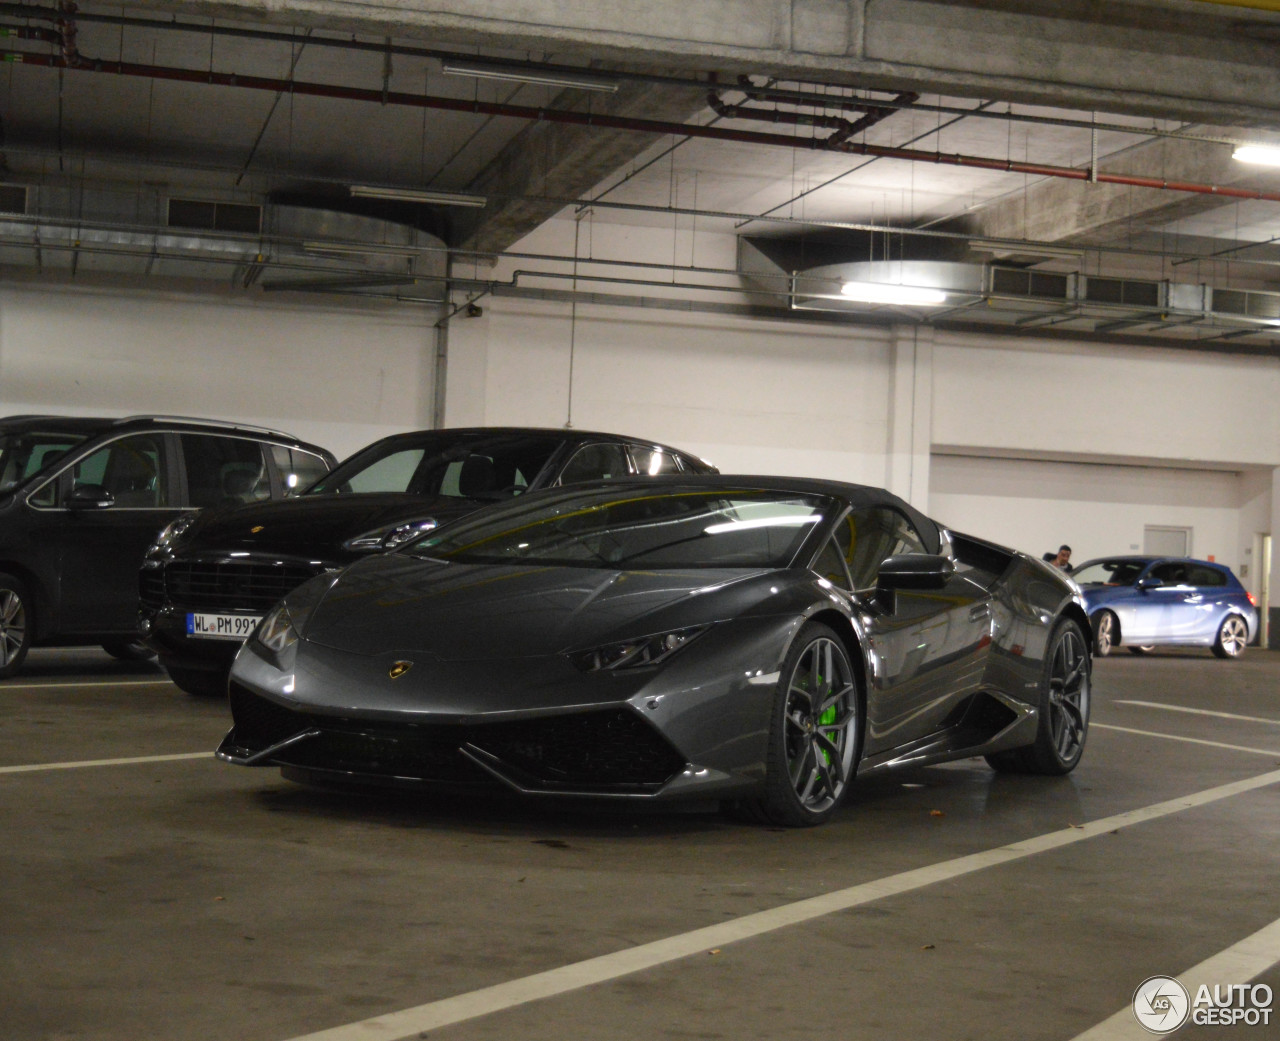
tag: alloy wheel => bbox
[783,636,859,814]
[0,588,27,667]
[1046,625,1089,764]
[1217,616,1248,658]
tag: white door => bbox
[1143,525,1191,557]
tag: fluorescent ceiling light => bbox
[839,281,947,306]
[349,185,487,207]
[441,59,620,93]
[1232,144,1280,166]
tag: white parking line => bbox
[1093,723,1280,758]
[1070,915,1280,1040]
[1115,700,1280,726]
[0,679,173,689]
[0,752,212,774]
[280,767,1280,1041]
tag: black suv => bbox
[139,426,716,695]
[0,415,336,679]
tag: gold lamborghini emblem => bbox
[389,660,414,679]
[251,525,264,533]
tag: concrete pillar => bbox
[885,324,932,511]
[1269,468,1280,649]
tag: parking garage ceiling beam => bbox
[971,132,1280,250]
[158,0,1280,127]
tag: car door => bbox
[838,509,994,753]
[50,432,185,634]
[1123,560,1189,641]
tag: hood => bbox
[301,552,770,660]
[180,493,483,562]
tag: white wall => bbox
[930,455,1250,571]
[447,297,903,487]
[0,281,437,460]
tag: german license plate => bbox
[186,612,262,641]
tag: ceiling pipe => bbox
[709,87,920,146]
[8,49,1280,206]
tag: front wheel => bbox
[1211,615,1249,659]
[739,623,861,827]
[987,618,1090,775]
[0,572,32,678]
[1092,611,1118,657]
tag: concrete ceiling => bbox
[6,0,1280,351]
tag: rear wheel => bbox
[0,572,32,679]
[102,640,157,661]
[739,623,861,827]
[1211,615,1249,659]
[1092,611,1118,657]
[986,618,1090,775]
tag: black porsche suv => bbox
[0,414,335,679]
[139,426,716,695]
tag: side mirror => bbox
[1136,576,1164,591]
[877,554,955,592]
[66,484,115,510]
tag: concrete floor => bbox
[3,645,1279,1041]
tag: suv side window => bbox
[843,508,928,591]
[181,435,270,508]
[271,445,331,495]
[72,434,170,508]
[629,446,681,476]
[558,443,631,484]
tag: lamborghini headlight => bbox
[569,625,710,672]
[253,601,299,656]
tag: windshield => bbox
[1072,559,1149,586]
[0,431,92,493]
[306,434,561,500]
[408,486,832,569]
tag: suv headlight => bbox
[568,625,709,672]
[147,511,199,555]
[343,518,438,553]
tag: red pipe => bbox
[8,49,1279,204]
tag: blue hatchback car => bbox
[1071,556,1259,659]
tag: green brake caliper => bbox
[816,673,837,765]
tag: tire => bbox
[1128,646,1155,656]
[986,618,1090,776]
[164,664,227,697]
[1211,615,1249,659]
[1092,610,1118,657]
[739,622,862,827]
[102,640,157,661]
[0,572,32,679]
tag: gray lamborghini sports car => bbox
[218,476,1091,827]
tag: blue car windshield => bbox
[0,432,90,493]
[408,487,832,569]
[1072,559,1147,586]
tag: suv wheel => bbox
[0,572,32,678]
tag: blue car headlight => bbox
[569,625,709,672]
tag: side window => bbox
[845,508,928,591]
[1186,565,1226,588]
[181,435,270,508]
[72,434,170,508]
[271,446,330,495]
[813,536,852,591]
[558,443,631,485]
[629,446,681,476]
[1149,562,1189,585]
